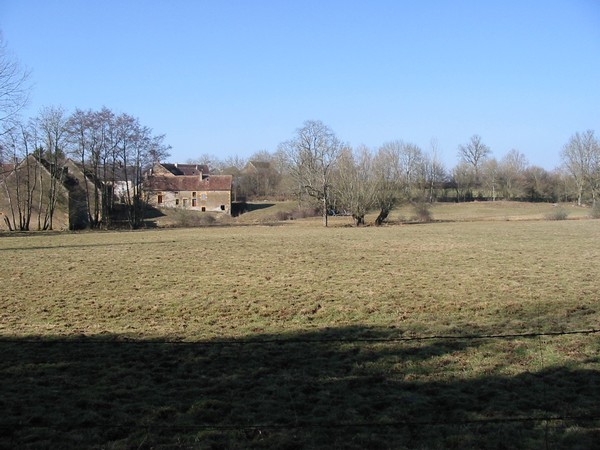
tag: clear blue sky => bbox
[1,0,599,170]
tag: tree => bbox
[113,112,170,229]
[0,120,40,230]
[279,120,343,227]
[0,33,31,130]
[371,143,405,225]
[498,149,528,199]
[458,135,491,187]
[66,107,170,229]
[561,130,600,206]
[187,153,223,173]
[451,162,475,202]
[423,140,447,203]
[66,108,112,227]
[522,166,559,202]
[35,106,68,230]
[482,158,499,200]
[331,146,377,226]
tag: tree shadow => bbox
[244,202,276,212]
[0,326,598,449]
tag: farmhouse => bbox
[0,155,101,230]
[145,163,233,214]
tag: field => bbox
[1,203,599,449]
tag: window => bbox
[157,194,163,204]
[175,199,179,206]
[192,192,197,198]
[183,198,188,207]
[192,198,197,207]
[201,207,206,212]
[220,205,226,211]
[201,193,207,200]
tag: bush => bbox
[292,207,320,219]
[412,202,433,223]
[275,210,293,221]
[275,207,320,221]
[545,207,569,221]
[590,203,600,219]
[172,210,216,227]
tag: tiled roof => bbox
[145,174,232,191]
[161,163,208,176]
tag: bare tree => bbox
[279,120,343,227]
[424,140,447,203]
[498,149,528,199]
[331,145,377,226]
[522,166,559,202]
[482,158,499,201]
[458,135,491,186]
[0,120,40,230]
[0,33,31,130]
[66,108,110,227]
[561,130,600,206]
[379,140,424,198]
[187,153,222,173]
[35,106,68,230]
[451,162,475,202]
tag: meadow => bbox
[0,202,598,449]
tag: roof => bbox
[250,160,271,169]
[161,163,208,176]
[247,161,272,170]
[1,163,15,175]
[145,174,232,192]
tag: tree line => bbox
[193,121,599,226]
[2,34,598,229]
[0,106,170,230]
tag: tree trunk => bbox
[375,208,389,226]
[353,214,364,226]
[322,195,328,227]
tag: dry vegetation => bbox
[1,203,598,448]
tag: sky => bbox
[1,0,599,170]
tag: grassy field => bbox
[1,204,599,448]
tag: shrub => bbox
[292,207,320,219]
[274,207,320,221]
[590,203,600,219]
[545,207,568,221]
[172,210,216,227]
[412,202,433,223]
[275,210,293,221]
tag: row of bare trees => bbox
[67,107,170,228]
[0,106,170,230]
[1,107,71,230]
[192,121,598,226]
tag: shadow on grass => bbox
[1,326,598,449]
[245,202,276,212]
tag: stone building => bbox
[144,163,233,214]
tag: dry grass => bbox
[1,207,599,448]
